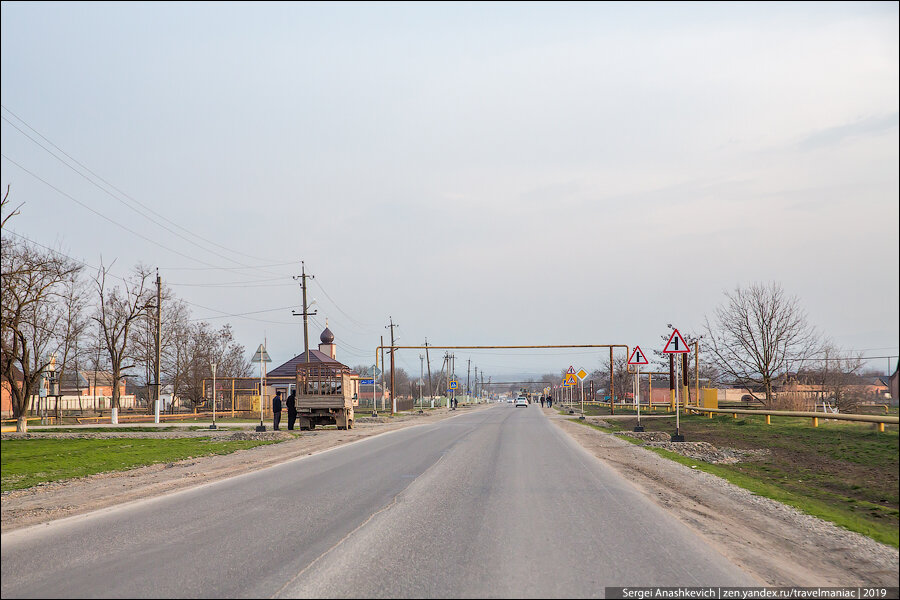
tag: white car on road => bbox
[515,396,528,408]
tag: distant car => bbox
[515,397,528,408]
[506,397,513,403]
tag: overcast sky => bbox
[2,1,897,381]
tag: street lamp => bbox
[210,362,217,430]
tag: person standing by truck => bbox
[272,390,283,430]
[286,389,297,430]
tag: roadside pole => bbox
[634,364,643,431]
[674,357,682,440]
[579,377,585,420]
[258,361,264,430]
[371,363,379,418]
[210,362,217,430]
[379,336,385,414]
[251,344,270,432]
[663,329,689,442]
[627,346,648,432]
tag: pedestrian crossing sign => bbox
[449,381,458,390]
[564,374,577,386]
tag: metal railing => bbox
[685,406,898,432]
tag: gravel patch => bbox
[612,431,771,464]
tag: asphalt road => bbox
[1,404,758,598]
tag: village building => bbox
[266,324,361,401]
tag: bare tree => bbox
[807,341,865,413]
[1,185,24,229]
[93,262,153,422]
[593,355,630,401]
[1,233,81,432]
[704,282,820,406]
[173,321,251,409]
[131,283,190,413]
[54,274,91,418]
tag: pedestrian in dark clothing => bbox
[540,395,545,408]
[547,394,553,409]
[286,390,297,430]
[272,390,282,430]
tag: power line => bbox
[1,105,280,269]
[159,261,297,271]
[169,276,295,288]
[2,153,227,269]
[5,229,301,328]
[311,277,376,331]
[182,299,298,325]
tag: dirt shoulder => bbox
[547,408,899,587]
[1,406,482,533]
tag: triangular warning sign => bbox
[566,366,576,375]
[663,329,690,354]
[564,374,577,386]
[628,345,649,365]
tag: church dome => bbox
[320,326,335,344]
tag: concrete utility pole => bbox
[380,336,385,413]
[450,353,456,409]
[466,358,471,405]
[386,317,398,414]
[419,354,424,410]
[474,365,478,401]
[425,339,434,409]
[292,261,316,362]
[154,270,161,424]
[440,353,449,406]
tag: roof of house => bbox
[267,349,344,378]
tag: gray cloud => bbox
[796,113,899,151]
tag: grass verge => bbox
[568,415,899,548]
[1,437,281,492]
[26,426,244,433]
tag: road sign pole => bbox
[672,357,685,442]
[258,358,265,431]
[579,378,585,420]
[634,364,644,432]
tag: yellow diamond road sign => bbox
[576,369,588,381]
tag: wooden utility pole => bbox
[291,261,316,362]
